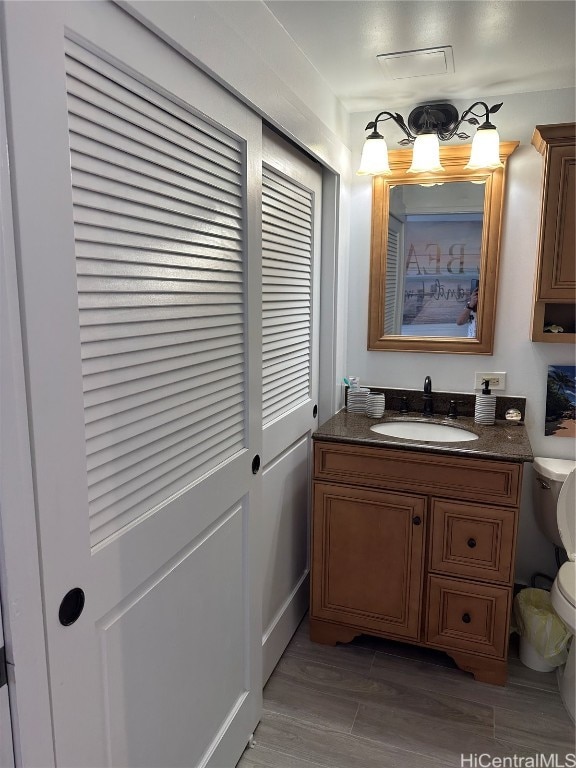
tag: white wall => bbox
[348,88,576,583]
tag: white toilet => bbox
[550,468,576,722]
[532,458,576,722]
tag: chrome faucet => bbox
[423,376,434,416]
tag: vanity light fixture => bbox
[357,101,504,175]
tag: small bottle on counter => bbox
[474,379,496,425]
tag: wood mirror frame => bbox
[368,141,518,354]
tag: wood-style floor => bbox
[238,615,575,768]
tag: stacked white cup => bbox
[366,392,385,418]
[347,387,370,413]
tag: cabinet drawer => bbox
[426,576,510,658]
[429,500,516,584]
[314,442,521,506]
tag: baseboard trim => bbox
[262,571,309,684]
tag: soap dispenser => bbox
[475,379,496,425]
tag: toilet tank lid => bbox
[533,457,576,481]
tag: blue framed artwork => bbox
[545,365,576,437]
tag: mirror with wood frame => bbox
[368,142,518,354]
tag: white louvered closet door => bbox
[260,128,322,681]
[2,3,261,766]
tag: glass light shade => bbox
[465,127,503,169]
[407,133,444,173]
[357,135,391,175]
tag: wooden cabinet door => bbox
[538,145,575,300]
[311,483,426,640]
[533,124,576,301]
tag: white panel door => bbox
[2,3,262,766]
[260,129,322,681]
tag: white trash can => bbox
[514,588,570,671]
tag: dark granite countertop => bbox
[313,410,534,463]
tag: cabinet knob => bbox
[467,538,477,549]
[462,613,471,624]
[412,515,422,526]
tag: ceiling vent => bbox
[377,46,455,80]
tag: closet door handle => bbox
[59,587,85,626]
[412,516,422,526]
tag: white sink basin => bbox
[370,421,479,442]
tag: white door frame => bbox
[0,26,54,765]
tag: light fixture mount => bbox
[407,103,459,138]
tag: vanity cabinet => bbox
[530,123,575,342]
[310,440,523,685]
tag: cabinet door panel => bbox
[311,483,426,640]
[538,147,575,299]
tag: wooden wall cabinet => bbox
[310,441,523,686]
[530,123,576,342]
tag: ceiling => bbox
[263,1,576,113]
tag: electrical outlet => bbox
[474,372,506,390]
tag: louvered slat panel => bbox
[81,321,243,359]
[66,40,246,546]
[83,345,244,393]
[79,302,243,333]
[262,321,310,338]
[263,364,309,389]
[72,170,242,231]
[261,222,311,246]
[262,165,313,424]
[262,177,311,214]
[384,227,400,335]
[85,378,244,440]
[86,404,245,477]
[65,50,240,163]
[67,90,241,178]
[85,370,243,424]
[263,352,309,376]
[69,114,241,199]
[89,421,246,509]
[87,409,244,486]
[90,434,245,546]
[263,314,310,328]
[71,134,241,209]
[88,421,245,512]
[73,188,242,240]
[262,205,311,229]
[83,357,244,408]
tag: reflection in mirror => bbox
[386,182,484,339]
[368,142,518,354]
